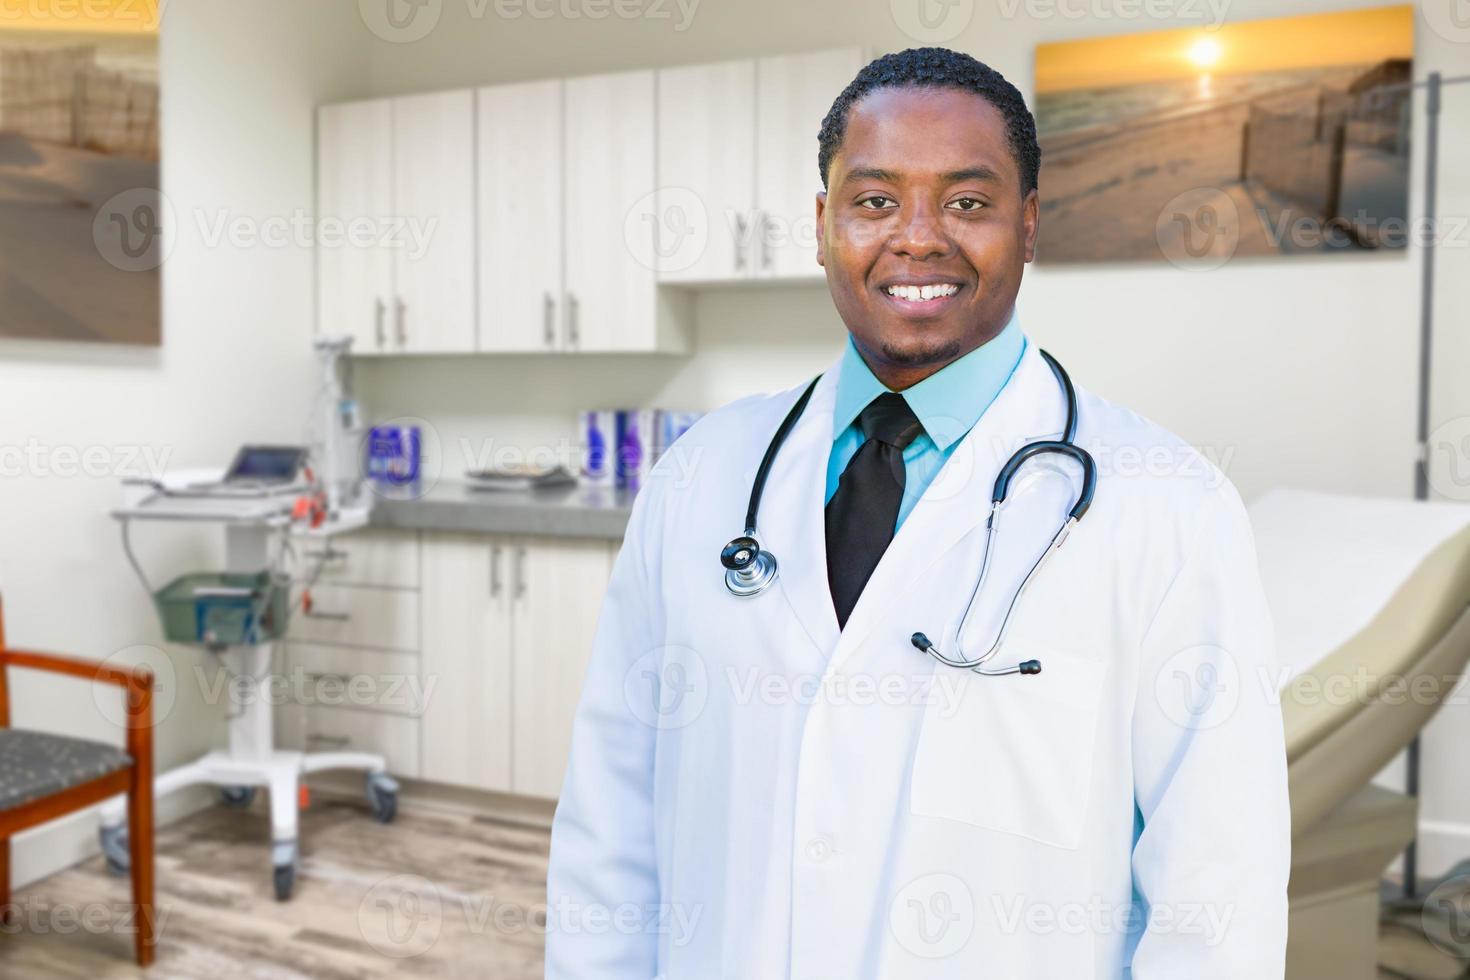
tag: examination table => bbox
[1248,489,1470,980]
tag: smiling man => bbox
[546,48,1290,979]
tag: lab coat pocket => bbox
[909,647,1107,850]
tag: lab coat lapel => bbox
[761,359,843,659]
[830,343,1066,666]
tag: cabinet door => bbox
[317,100,394,354]
[511,536,614,799]
[392,90,476,354]
[478,80,564,352]
[563,70,657,352]
[656,60,756,285]
[756,48,866,280]
[420,532,513,792]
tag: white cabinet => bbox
[656,60,757,284]
[478,80,564,352]
[317,99,393,352]
[316,90,476,355]
[510,537,616,799]
[756,48,866,279]
[419,532,514,791]
[654,48,864,285]
[277,530,424,779]
[392,90,477,353]
[419,533,614,798]
[564,69,691,353]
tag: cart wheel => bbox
[272,838,298,902]
[220,785,256,808]
[367,772,399,824]
[99,824,129,876]
[274,863,295,902]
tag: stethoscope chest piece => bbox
[721,535,779,597]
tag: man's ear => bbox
[1021,188,1039,263]
[815,191,827,267]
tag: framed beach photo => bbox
[0,2,160,344]
[1034,5,1414,265]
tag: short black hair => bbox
[817,47,1040,197]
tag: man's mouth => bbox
[878,281,963,316]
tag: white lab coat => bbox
[545,340,1291,979]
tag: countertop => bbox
[367,479,634,540]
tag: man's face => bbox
[816,87,1038,378]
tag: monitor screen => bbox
[225,446,305,483]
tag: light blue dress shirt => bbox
[825,310,1026,530]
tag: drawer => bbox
[279,702,421,779]
[289,584,419,652]
[291,530,418,589]
[285,643,428,718]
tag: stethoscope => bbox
[719,349,1096,677]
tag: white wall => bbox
[0,0,367,886]
[351,0,1470,875]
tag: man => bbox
[547,47,1289,978]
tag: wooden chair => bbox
[0,596,156,967]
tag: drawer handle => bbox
[304,608,351,622]
[308,734,351,749]
[304,547,349,563]
[304,671,351,686]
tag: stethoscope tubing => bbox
[720,347,1095,678]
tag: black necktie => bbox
[825,392,925,629]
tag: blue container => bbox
[367,425,421,486]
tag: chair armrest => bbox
[0,648,155,741]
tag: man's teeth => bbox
[886,284,959,301]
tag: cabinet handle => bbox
[734,213,748,271]
[395,297,407,348]
[308,734,351,749]
[566,293,580,349]
[513,545,528,599]
[304,607,351,622]
[374,298,386,349]
[759,210,773,271]
[304,546,349,563]
[490,544,504,597]
[543,292,556,348]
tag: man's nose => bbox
[889,202,953,260]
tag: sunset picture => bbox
[1034,5,1414,264]
[0,0,160,343]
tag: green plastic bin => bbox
[154,570,291,647]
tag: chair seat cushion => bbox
[0,729,132,811]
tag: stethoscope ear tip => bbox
[910,632,933,652]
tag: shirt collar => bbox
[831,308,1026,452]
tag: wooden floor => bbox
[0,789,1464,979]
[0,789,552,979]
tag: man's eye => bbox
[859,196,895,210]
[949,198,985,212]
